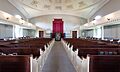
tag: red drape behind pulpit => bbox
[52,19,64,38]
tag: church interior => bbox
[0,0,120,72]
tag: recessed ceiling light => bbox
[15,15,22,19]
[95,15,102,20]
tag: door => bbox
[72,31,77,38]
[39,31,44,38]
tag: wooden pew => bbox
[0,38,53,58]
[4,43,45,51]
[89,55,120,72]
[78,48,119,58]
[63,38,120,51]
[64,38,120,72]
[0,38,52,51]
[72,45,119,51]
[0,55,30,72]
[0,48,40,58]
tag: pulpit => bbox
[55,33,61,41]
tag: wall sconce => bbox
[3,13,11,20]
[15,15,22,19]
[107,18,110,21]
[84,24,88,26]
[95,15,102,20]
[21,18,23,20]
[6,17,9,20]
[105,14,113,21]
[92,20,96,24]
[19,19,25,24]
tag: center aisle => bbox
[42,41,76,72]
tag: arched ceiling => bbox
[8,0,110,19]
[30,14,87,32]
[17,0,102,11]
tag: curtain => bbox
[52,19,64,38]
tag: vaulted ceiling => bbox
[8,0,109,19]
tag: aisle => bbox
[42,41,76,72]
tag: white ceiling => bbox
[8,0,110,19]
[7,0,110,32]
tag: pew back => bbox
[89,55,120,72]
[0,55,30,72]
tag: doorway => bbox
[72,31,77,38]
[39,31,44,38]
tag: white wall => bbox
[83,24,120,39]
[93,27,102,38]
[82,29,94,37]
[0,0,26,20]
[90,0,120,21]
[0,24,13,39]
[104,25,120,39]
[30,14,87,38]
[81,26,102,38]
[14,25,23,38]
[23,29,36,37]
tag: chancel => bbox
[0,0,120,72]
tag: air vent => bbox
[79,1,86,7]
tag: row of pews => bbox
[0,37,53,72]
[62,38,120,72]
[85,37,120,44]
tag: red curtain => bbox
[52,19,64,38]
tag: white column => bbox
[14,25,23,38]
[79,26,82,37]
[12,25,15,39]
[77,30,79,38]
[93,28,96,37]
[101,26,104,40]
